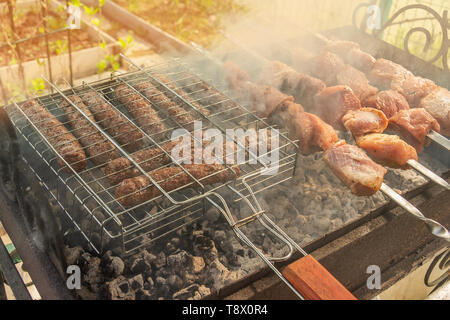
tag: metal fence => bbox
[244,0,450,69]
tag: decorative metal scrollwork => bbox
[424,248,449,294]
[353,3,450,71]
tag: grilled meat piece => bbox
[82,90,145,152]
[324,40,376,73]
[153,73,211,116]
[303,112,339,152]
[269,104,338,154]
[310,51,346,86]
[291,47,315,73]
[268,100,304,133]
[324,40,360,56]
[248,82,295,118]
[105,133,268,186]
[222,61,297,118]
[369,59,413,90]
[115,164,240,207]
[336,64,378,101]
[345,48,376,74]
[175,73,237,114]
[356,134,418,168]
[362,90,410,119]
[389,108,440,152]
[323,141,386,196]
[314,85,361,130]
[114,84,167,137]
[223,60,252,93]
[258,60,292,91]
[20,99,87,172]
[133,81,196,128]
[395,76,437,108]
[258,61,326,111]
[60,95,118,166]
[418,87,450,136]
[342,108,388,137]
[310,51,378,101]
[104,140,182,185]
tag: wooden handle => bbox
[282,255,357,300]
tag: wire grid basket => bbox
[5,58,298,255]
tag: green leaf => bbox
[84,5,99,15]
[96,60,107,74]
[91,17,101,27]
[69,0,81,7]
[31,78,45,94]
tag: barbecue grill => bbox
[0,1,449,300]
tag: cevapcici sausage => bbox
[105,133,272,185]
[104,139,182,185]
[153,73,211,116]
[177,73,237,110]
[82,90,144,152]
[115,164,240,207]
[133,81,196,128]
[114,84,167,137]
[20,99,87,172]
[60,95,118,166]
[104,137,211,185]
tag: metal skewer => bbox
[219,30,450,190]
[380,183,450,241]
[427,130,450,152]
[214,33,450,241]
[406,160,449,190]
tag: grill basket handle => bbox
[282,255,357,300]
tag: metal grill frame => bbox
[5,57,299,255]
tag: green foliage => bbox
[113,0,248,48]
[91,17,103,27]
[69,0,81,7]
[54,40,68,55]
[84,6,99,16]
[118,34,134,51]
[97,54,120,74]
[30,78,46,95]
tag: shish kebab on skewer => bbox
[290,40,450,149]
[218,59,449,241]
[297,48,445,151]
[217,34,449,190]
[289,48,449,179]
[238,18,449,149]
